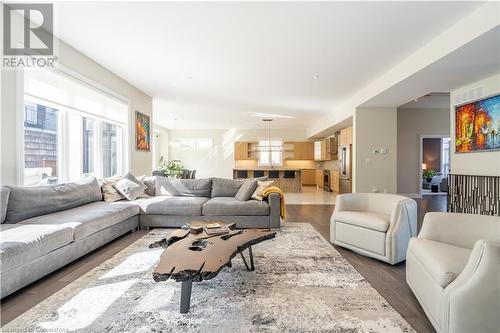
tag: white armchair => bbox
[406,212,500,333]
[330,193,417,265]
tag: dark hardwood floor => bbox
[286,195,447,333]
[1,195,447,332]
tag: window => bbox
[23,69,129,185]
[82,117,96,174]
[258,139,283,166]
[102,122,120,178]
[24,102,38,125]
[172,138,213,150]
[23,103,59,186]
[442,138,451,177]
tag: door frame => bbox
[419,134,450,195]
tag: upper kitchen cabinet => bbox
[292,142,314,160]
[339,127,353,145]
[314,137,337,161]
[234,142,258,160]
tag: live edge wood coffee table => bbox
[150,221,276,313]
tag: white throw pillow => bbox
[251,180,274,201]
[123,172,148,198]
[113,178,146,201]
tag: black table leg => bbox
[248,246,254,271]
[240,246,255,272]
[180,280,192,313]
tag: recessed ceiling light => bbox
[414,99,418,102]
[312,74,320,79]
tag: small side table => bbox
[431,184,439,193]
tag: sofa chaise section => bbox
[0,180,139,298]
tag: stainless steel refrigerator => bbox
[338,144,352,193]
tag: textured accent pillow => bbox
[251,180,274,201]
[235,180,258,201]
[113,178,146,201]
[5,177,102,224]
[123,172,148,198]
[156,177,212,197]
[1,186,11,224]
[101,175,124,202]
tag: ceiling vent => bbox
[454,85,485,106]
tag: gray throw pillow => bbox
[156,177,212,197]
[1,186,11,224]
[142,176,156,196]
[235,180,258,201]
[113,178,146,201]
[211,178,245,197]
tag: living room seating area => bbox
[0,175,282,298]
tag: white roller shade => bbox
[24,68,129,124]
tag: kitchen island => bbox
[233,169,302,192]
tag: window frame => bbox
[21,95,128,185]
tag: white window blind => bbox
[24,69,128,124]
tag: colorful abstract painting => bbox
[135,111,150,151]
[455,94,500,153]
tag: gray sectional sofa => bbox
[0,176,281,298]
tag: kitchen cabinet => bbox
[330,170,340,192]
[234,142,258,160]
[339,127,353,145]
[301,169,316,185]
[316,137,337,161]
[234,142,249,160]
[325,137,338,160]
[315,170,323,187]
[292,142,314,160]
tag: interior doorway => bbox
[419,135,451,195]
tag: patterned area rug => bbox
[4,223,415,332]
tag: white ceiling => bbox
[361,26,500,108]
[52,1,484,129]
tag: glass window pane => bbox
[82,117,96,175]
[24,102,59,186]
[102,122,118,178]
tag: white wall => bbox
[450,74,500,176]
[354,107,398,193]
[168,128,310,179]
[0,40,153,185]
[397,108,450,195]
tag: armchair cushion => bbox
[408,238,471,288]
[334,211,390,232]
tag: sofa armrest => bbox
[268,192,281,229]
[418,212,500,249]
[385,197,417,264]
[441,240,500,333]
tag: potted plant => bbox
[159,157,184,177]
[423,169,436,182]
